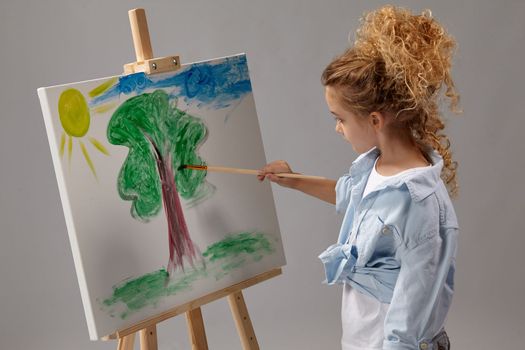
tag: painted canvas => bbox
[37,54,285,340]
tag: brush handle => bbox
[202,166,327,180]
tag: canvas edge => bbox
[36,87,101,340]
[242,92,287,268]
[36,52,248,90]
[240,60,287,267]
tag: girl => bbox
[258,5,459,350]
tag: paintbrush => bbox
[180,164,327,180]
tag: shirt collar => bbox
[349,146,444,202]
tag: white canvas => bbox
[37,53,285,340]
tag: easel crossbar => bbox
[104,267,282,340]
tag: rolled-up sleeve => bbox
[383,227,458,350]
[335,174,352,214]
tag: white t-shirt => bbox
[342,157,431,350]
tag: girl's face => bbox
[324,86,378,154]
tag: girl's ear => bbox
[369,112,385,131]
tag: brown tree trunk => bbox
[156,153,199,274]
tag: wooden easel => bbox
[102,8,283,350]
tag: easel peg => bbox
[128,8,153,62]
[124,8,181,75]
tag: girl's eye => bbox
[336,118,343,124]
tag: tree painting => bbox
[107,90,212,274]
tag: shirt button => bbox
[381,226,391,235]
[419,342,428,350]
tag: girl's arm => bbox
[258,160,336,204]
[383,227,458,350]
[382,197,458,350]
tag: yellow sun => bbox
[58,88,109,178]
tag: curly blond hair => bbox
[322,5,461,197]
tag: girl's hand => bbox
[258,161,337,204]
[257,160,299,189]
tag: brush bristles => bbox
[181,165,207,171]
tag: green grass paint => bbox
[101,231,276,319]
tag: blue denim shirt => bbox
[319,146,459,350]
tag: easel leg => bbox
[139,325,158,350]
[228,291,260,350]
[185,307,209,350]
[117,333,136,350]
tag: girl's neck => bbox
[375,136,430,176]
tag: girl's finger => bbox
[267,174,277,183]
[268,174,283,184]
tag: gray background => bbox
[1,0,523,349]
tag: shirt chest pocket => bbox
[356,214,403,265]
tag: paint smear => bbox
[59,133,66,157]
[102,268,206,319]
[89,77,118,98]
[80,140,97,179]
[88,137,110,156]
[58,88,90,137]
[90,55,252,110]
[107,90,213,273]
[68,135,73,163]
[58,88,104,177]
[203,232,274,264]
[100,231,276,319]
[92,102,118,114]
